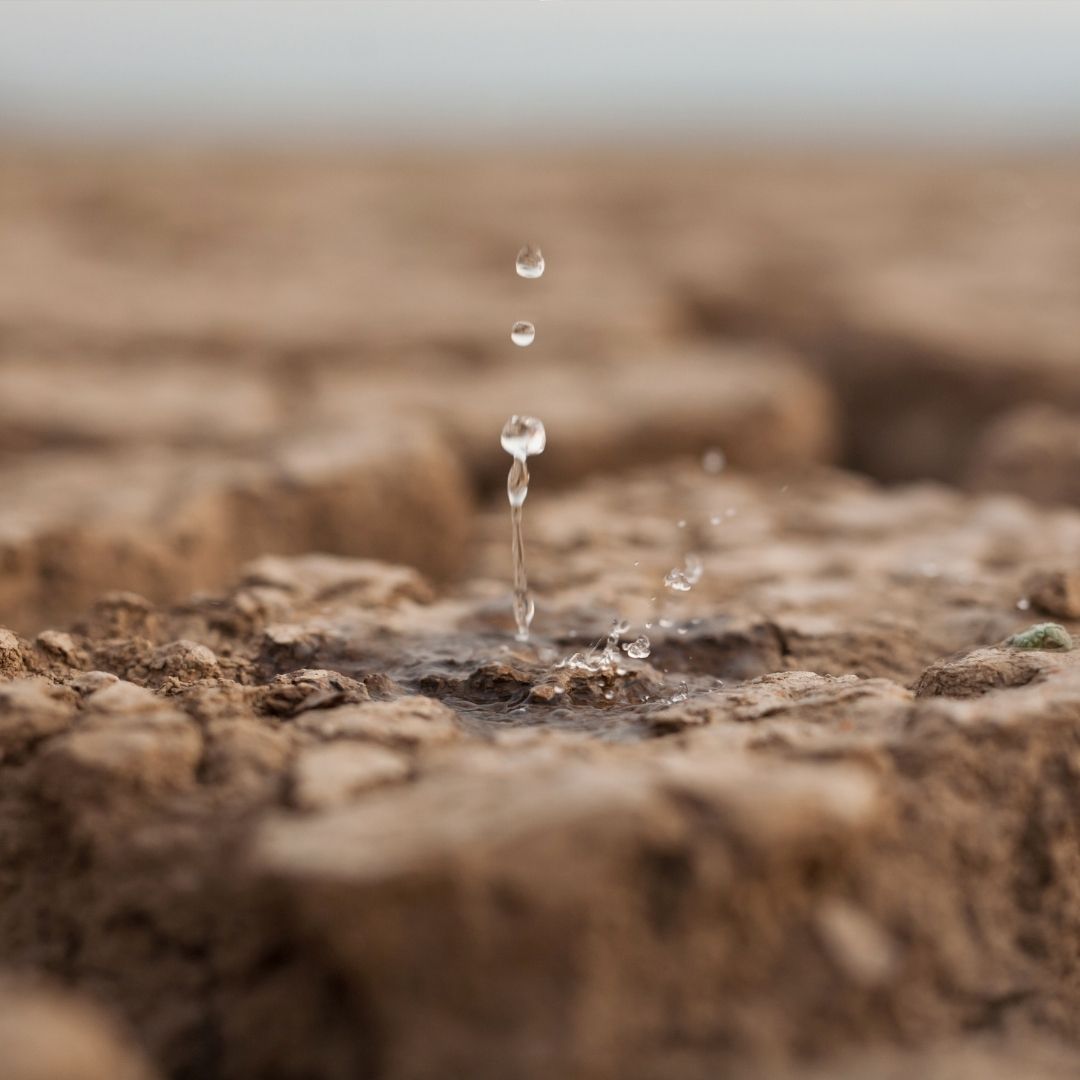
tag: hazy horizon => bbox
[2,1,1079,149]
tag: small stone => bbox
[35,630,83,666]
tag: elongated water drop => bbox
[511,321,535,347]
[507,457,529,508]
[515,245,545,279]
[623,636,651,660]
[501,415,546,642]
[684,553,703,585]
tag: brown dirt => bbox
[1,466,1080,1077]
[4,149,1080,1078]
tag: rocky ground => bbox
[2,149,1080,1078]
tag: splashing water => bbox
[560,618,632,674]
[664,569,692,592]
[510,321,536,347]
[502,415,546,641]
[622,635,651,660]
[515,245,545,279]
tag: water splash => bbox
[664,569,692,592]
[501,415,546,641]
[560,618,631,673]
[510,321,536,347]
[515,245,545,279]
[622,635,651,660]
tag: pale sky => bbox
[1,1,1079,146]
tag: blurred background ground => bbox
[0,3,1079,631]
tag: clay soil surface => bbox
[3,149,1080,1079]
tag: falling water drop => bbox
[515,245,545,279]
[623,636,651,660]
[684,553,704,585]
[501,415,546,641]
[501,415,546,458]
[702,448,726,474]
[511,321,536,347]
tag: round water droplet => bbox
[623,636,651,660]
[676,519,687,529]
[510,321,536,347]
[501,415,546,458]
[702,448,726,474]
[515,245,545,279]
[1017,597,1032,611]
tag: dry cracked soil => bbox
[3,149,1080,1079]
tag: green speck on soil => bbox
[1006,622,1074,651]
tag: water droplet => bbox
[658,617,674,629]
[683,553,703,585]
[603,691,614,701]
[725,508,738,518]
[1017,597,1032,611]
[676,627,688,636]
[501,414,546,642]
[510,321,536,347]
[507,457,530,508]
[676,519,687,529]
[611,618,630,636]
[515,245,545,279]
[702,448,726,474]
[623,635,651,659]
[664,569,692,592]
[501,415,546,459]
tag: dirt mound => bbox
[2,465,1080,1077]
